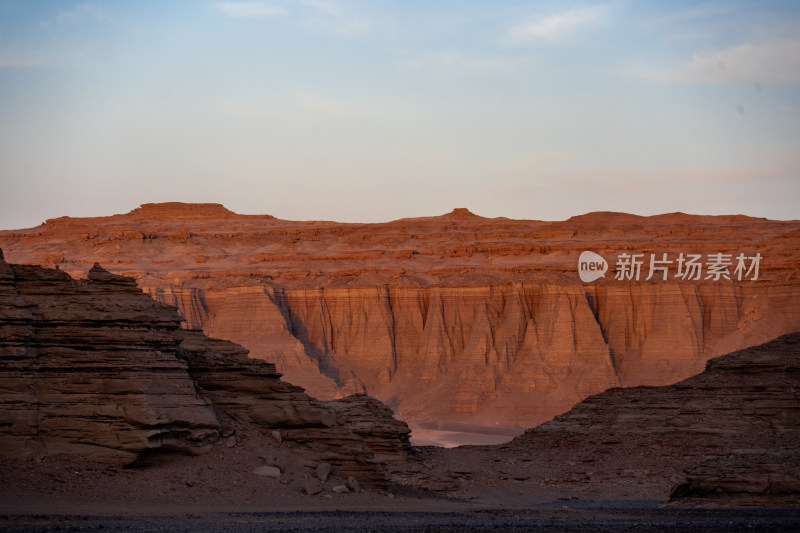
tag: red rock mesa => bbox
[2,203,798,443]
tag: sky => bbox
[1,1,799,229]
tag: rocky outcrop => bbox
[0,250,409,485]
[327,394,412,464]
[510,331,800,505]
[2,203,798,438]
[668,451,800,506]
[179,329,410,484]
[0,252,219,463]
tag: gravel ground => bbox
[2,421,798,532]
[2,504,800,532]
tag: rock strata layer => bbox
[389,332,800,507]
[0,249,409,485]
[2,203,798,436]
[515,331,800,505]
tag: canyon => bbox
[392,332,800,508]
[1,203,798,443]
[0,245,798,513]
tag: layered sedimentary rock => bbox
[180,329,410,483]
[2,203,798,436]
[389,332,800,506]
[668,451,800,505]
[0,250,409,485]
[0,252,219,463]
[515,332,800,504]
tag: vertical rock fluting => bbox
[162,282,798,425]
[171,280,800,429]
[2,204,799,435]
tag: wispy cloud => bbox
[507,6,608,44]
[216,2,285,19]
[2,4,118,69]
[215,0,372,37]
[37,2,118,32]
[296,0,373,37]
[631,39,800,85]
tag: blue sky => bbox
[1,1,799,228]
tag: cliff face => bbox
[0,250,409,485]
[189,280,799,429]
[2,204,798,437]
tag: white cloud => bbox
[507,6,607,44]
[633,39,800,86]
[216,2,285,19]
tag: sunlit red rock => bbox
[2,203,798,442]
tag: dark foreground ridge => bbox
[0,248,410,488]
[519,331,800,506]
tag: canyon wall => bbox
[2,203,798,438]
[165,279,800,429]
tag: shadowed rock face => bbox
[386,332,800,507]
[517,332,800,505]
[518,331,800,442]
[0,250,409,486]
[0,254,219,463]
[2,204,799,436]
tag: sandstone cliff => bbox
[0,249,409,485]
[2,203,798,439]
